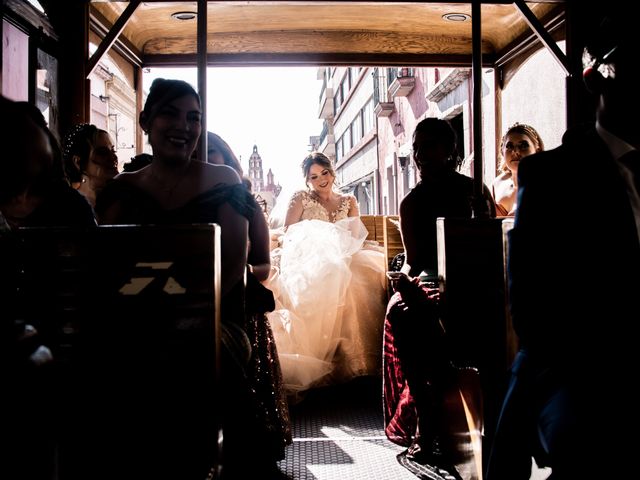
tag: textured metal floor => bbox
[277,376,418,480]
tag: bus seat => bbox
[383,215,403,270]
[4,224,222,480]
[360,214,382,244]
[436,217,512,470]
[501,218,518,367]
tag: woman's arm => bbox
[217,201,249,296]
[247,208,271,282]
[399,196,420,277]
[283,192,304,228]
[347,195,360,217]
[200,165,250,295]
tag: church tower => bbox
[265,168,282,197]
[247,145,264,192]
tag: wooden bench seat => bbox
[361,214,403,270]
[4,224,222,480]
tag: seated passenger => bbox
[383,118,495,478]
[96,78,279,478]
[1,95,95,480]
[265,151,387,400]
[0,96,96,229]
[491,123,544,217]
[203,129,292,463]
[62,123,119,207]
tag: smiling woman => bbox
[94,77,291,476]
[95,77,250,293]
[264,151,387,400]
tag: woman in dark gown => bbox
[200,130,292,460]
[96,78,286,478]
[383,118,495,478]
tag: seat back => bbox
[436,217,511,468]
[436,217,508,370]
[360,214,377,242]
[501,218,518,367]
[382,215,403,270]
[5,224,221,480]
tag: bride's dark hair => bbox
[301,151,336,181]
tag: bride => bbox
[266,152,387,398]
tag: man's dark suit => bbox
[487,125,640,479]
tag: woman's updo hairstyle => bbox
[139,78,200,132]
[62,123,100,183]
[301,151,335,183]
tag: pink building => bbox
[317,50,565,215]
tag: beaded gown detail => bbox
[266,191,387,397]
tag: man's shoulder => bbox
[520,125,600,176]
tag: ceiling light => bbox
[171,11,197,21]
[442,13,471,22]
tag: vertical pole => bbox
[57,0,90,137]
[197,0,207,162]
[471,0,484,211]
[134,65,144,155]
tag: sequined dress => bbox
[266,191,387,397]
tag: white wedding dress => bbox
[266,191,387,397]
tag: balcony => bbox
[320,133,335,156]
[318,87,334,119]
[374,102,394,117]
[426,68,470,103]
[373,68,394,117]
[318,121,335,156]
[388,68,415,98]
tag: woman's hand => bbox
[388,271,439,307]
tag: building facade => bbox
[316,50,566,215]
[318,67,377,214]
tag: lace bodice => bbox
[289,190,354,223]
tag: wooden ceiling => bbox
[89,1,565,66]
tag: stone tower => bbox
[247,145,264,192]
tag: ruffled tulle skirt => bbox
[266,217,387,398]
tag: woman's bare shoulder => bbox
[344,193,358,207]
[113,167,148,184]
[492,171,511,187]
[197,161,242,186]
[290,190,308,202]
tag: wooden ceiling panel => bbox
[90,1,562,60]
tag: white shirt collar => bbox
[596,121,636,160]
